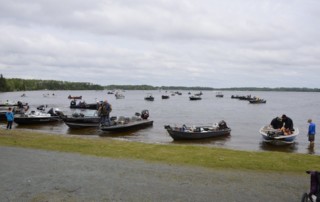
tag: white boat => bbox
[115,92,125,99]
[259,125,299,145]
[14,108,61,124]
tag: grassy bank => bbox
[0,129,319,173]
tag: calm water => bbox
[1,90,319,155]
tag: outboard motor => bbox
[47,108,55,116]
[47,108,62,116]
[141,110,149,120]
[37,105,46,111]
[218,120,228,129]
[70,100,76,106]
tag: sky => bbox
[0,0,319,88]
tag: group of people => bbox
[270,114,316,147]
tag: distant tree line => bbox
[105,85,320,92]
[0,74,104,91]
[1,74,319,92]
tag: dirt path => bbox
[0,146,308,201]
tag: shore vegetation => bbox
[1,74,320,92]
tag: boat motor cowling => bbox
[218,120,228,129]
[141,110,149,120]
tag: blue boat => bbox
[259,126,299,145]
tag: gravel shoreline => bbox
[0,146,308,201]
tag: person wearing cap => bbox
[307,119,316,148]
[281,114,294,135]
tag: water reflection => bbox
[170,134,231,146]
[15,121,64,131]
[66,127,99,135]
[99,125,154,138]
[259,141,298,153]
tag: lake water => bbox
[1,90,319,155]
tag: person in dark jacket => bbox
[281,114,294,135]
[270,117,283,129]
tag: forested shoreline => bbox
[0,74,319,92]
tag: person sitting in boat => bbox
[270,117,282,129]
[281,114,294,135]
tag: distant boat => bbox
[164,120,231,140]
[216,92,224,98]
[195,91,203,96]
[259,126,299,145]
[68,95,82,100]
[115,92,125,99]
[249,98,266,104]
[189,95,202,100]
[162,95,170,99]
[144,94,154,101]
[70,100,98,110]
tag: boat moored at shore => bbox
[164,121,231,140]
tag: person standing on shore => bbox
[307,119,316,148]
[5,107,14,130]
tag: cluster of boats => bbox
[1,96,298,145]
[231,94,266,104]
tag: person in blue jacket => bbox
[308,119,316,148]
[5,107,14,129]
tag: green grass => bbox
[0,128,319,173]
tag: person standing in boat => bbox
[281,114,294,135]
[98,100,112,126]
[5,107,14,130]
[307,119,316,148]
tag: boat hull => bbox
[100,120,153,131]
[14,116,61,124]
[62,116,100,128]
[165,126,231,140]
[70,104,98,110]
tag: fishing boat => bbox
[0,100,28,108]
[144,94,154,101]
[189,95,202,100]
[259,125,299,145]
[216,92,224,98]
[249,98,266,104]
[100,110,153,132]
[115,92,125,99]
[161,95,170,99]
[164,120,231,140]
[70,100,98,110]
[14,108,61,124]
[68,95,82,99]
[61,113,100,129]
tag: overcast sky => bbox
[0,0,319,88]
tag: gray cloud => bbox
[0,0,320,87]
